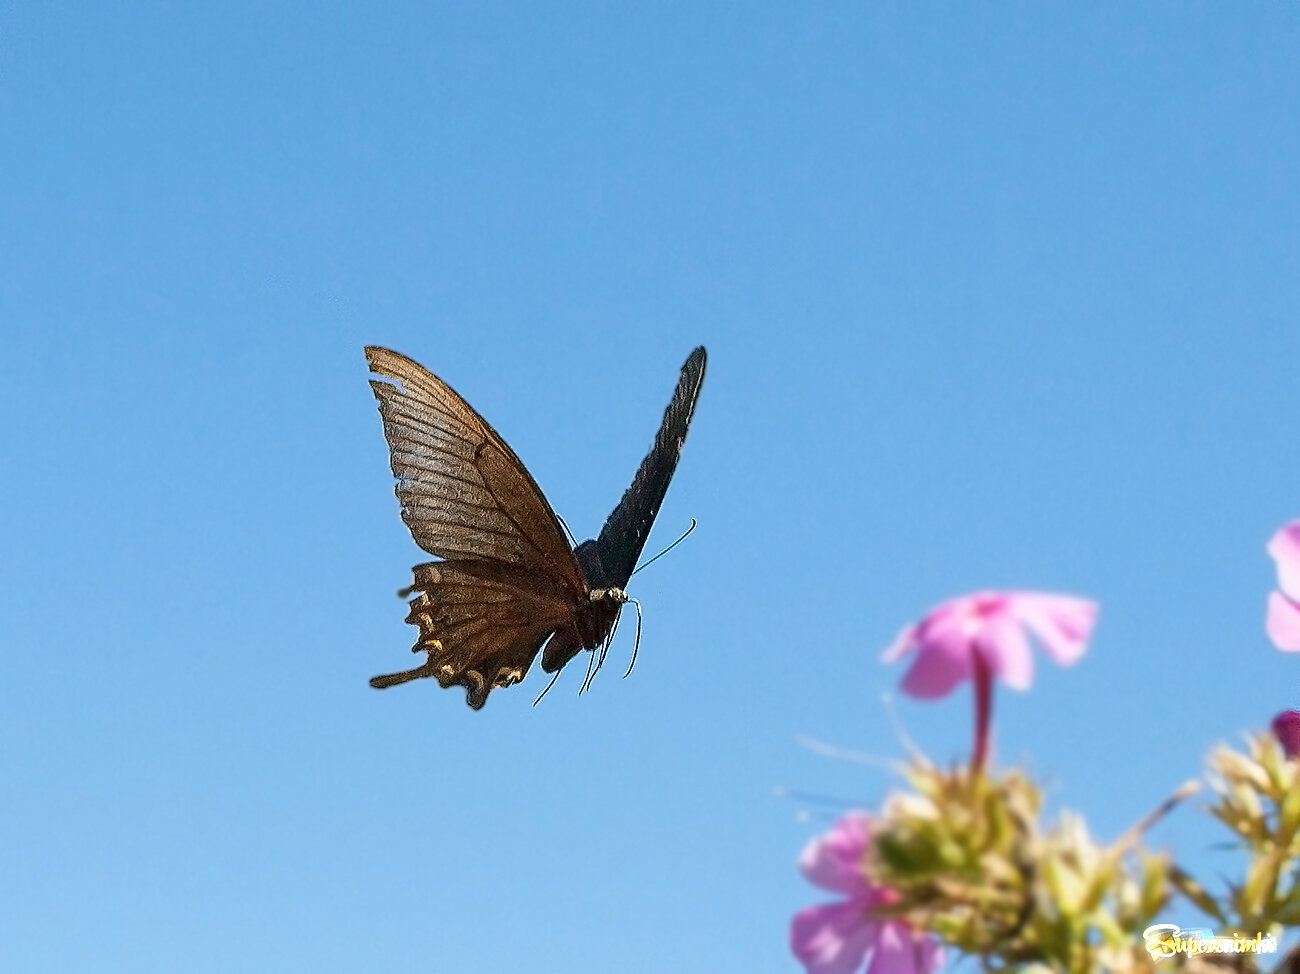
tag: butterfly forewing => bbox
[366,346,586,593]
[591,346,707,588]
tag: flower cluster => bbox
[789,520,1300,974]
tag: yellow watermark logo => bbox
[1143,924,1277,960]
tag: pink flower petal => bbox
[976,613,1033,690]
[881,624,918,663]
[798,813,873,895]
[1009,592,1097,666]
[897,604,973,698]
[1266,591,1300,652]
[1268,521,1300,602]
[866,922,944,974]
[791,898,880,974]
[899,643,971,699]
[885,590,1096,697]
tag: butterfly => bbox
[365,345,707,709]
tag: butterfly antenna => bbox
[556,513,579,548]
[622,598,643,678]
[533,667,563,707]
[630,518,697,577]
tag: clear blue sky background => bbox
[2,4,1299,972]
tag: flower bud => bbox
[1271,710,1300,759]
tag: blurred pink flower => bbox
[791,813,943,974]
[1272,710,1300,759]
[1266,522,1300,651]
[882,591,1097,771]
[882,591,1097,699]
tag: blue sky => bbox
[2,3,1299,971]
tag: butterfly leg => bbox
[579,645,598,695]
[621,598,644,679]
[580,616,620,694]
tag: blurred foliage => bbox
[860,732,1298,974]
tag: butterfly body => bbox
[365,345,705,709]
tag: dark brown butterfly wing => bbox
[541,346,707,673]
[365,346,589,708]
[365,347,587,588]
[591,346,707,587]
[369,561,574,709]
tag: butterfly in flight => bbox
[365,345,706,709]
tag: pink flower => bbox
[1266,522,1300,651]
[791,813,944,974]
[882,591,1097,698]
[882,591,1097,771]
[1272,710,1300,759]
